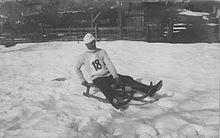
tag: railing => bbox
[43,26,150,41]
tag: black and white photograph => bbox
[0,0,219,137]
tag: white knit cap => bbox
[83,33,95,44]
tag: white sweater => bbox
[75,48,119,83]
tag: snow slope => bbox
[0,41,219,138]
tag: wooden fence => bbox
[43,26,151,41]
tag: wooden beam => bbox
[91,11,102,25]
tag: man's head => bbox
[83,33,96,50]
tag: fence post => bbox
[95,24,99,40]
[76,31,79,43]
[146,25,152,42]
[69,27,71,37]
[0,19,2,36]
[40,23,44,37]
[167,15,174,42]
[218,18,220,42]
[118,2,123,40]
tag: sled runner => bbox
[83,80,163,104]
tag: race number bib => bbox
[89,54,105,76]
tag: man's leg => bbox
[118,74,163,97]
[93,76,120,109]
[118,74,151,92]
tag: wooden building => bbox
[121,0,176,41]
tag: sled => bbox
[83,80,163,104]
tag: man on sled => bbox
[75,33,162,110]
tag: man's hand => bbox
[114,78,123,86]
[81,81,88,87]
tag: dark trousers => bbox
[93,74,150,108]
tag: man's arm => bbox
[102,50,119,79]
[74,55,86,84]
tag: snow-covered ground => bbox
[0,41,219,138]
